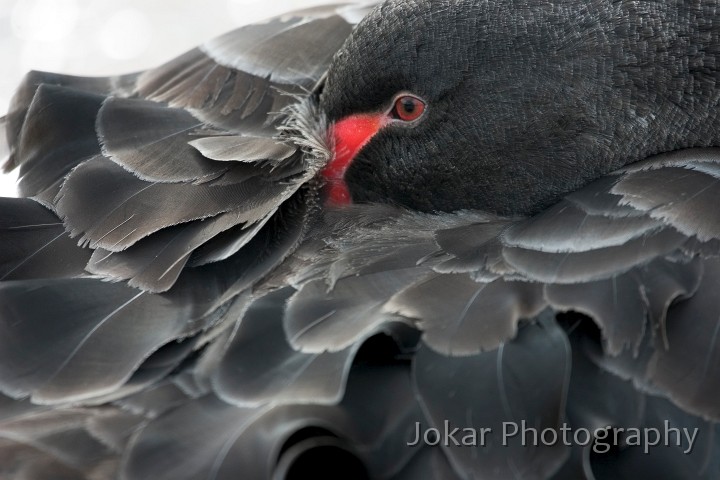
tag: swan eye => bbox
[391,94,426,122]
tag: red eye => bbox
[392,95,426,122]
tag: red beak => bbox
[322,113,387,205]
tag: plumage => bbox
[414,316,571,480]
[0,278,220,404]
[285,267,425,352]
[559,325,720,480]
[587,396,720,480]
[2,1,720,479]
[0,197,91,280]
[134,5,359,134]
[56,156,285,250]
[85,206,275,292]
[643,257,720,419]
[188,135,296,163]
[502,227,687,284]
[125,364,424,480]
[3,70,137,174]
[0,406,119,477]
[212,287,359,407]
[388,274,546,355]
[613,152,720,242]
[13,85,105,198]
[502,200,664,253]
[98,97,230,184]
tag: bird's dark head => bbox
[319,0,720,215]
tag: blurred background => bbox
[0,0,336,196]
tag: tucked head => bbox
[318,0,720,215]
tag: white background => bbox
[0,0,334,196]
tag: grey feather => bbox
[0,406,118,476]
[85,206,274,292]
[188,135,296,163]
[55,156,286,251]
[613,161,720,242]
[387,274,546,355]
[285,267,427,353]
[0,278,220,404]
[13,84,104,198]
[124,363,423,480]
[3,70,136,173]
[97,97,228,184]
[502,227,687,284]
[0,198,90,281]
[389,447,462,480]
[647,257,720,420]
[413,316,571,480]
[502,200,663,253]
[112,381,195,419]
[588,395,720,479]
[136,49,280,135]
[201,14,353,86]
[212,288,358,407]
[546,272,648,356]
[135,8,353,134]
